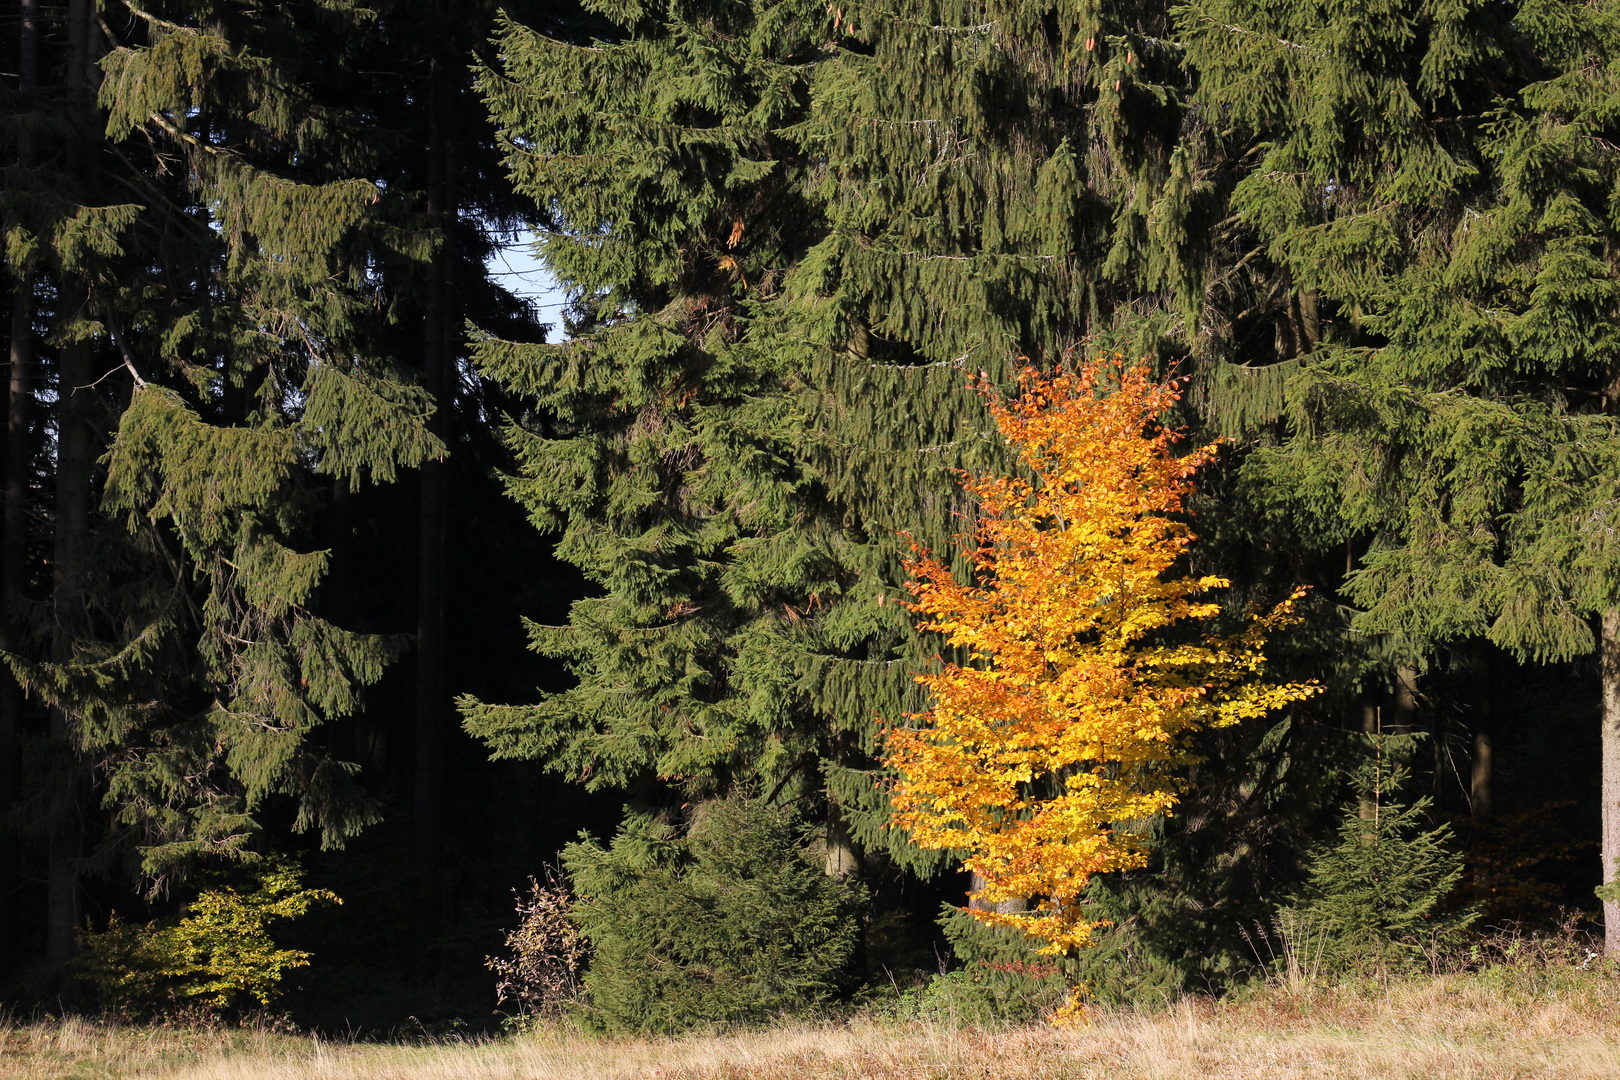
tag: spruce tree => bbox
[4,0,148,984]
[461,0,1239,895]
[1,2,461,987]
[564,797,864,1031]
[1171,0,1620,947]
[285,0,572,971]
[1295,735,1471,977]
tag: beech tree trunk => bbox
[413,69,452,974]
[1601,610,1620,958]
[968,872,1027,915]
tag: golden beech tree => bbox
[884,357,1318,964]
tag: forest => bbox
[3,0,1620,1054]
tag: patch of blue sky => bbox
[486,230,570,333]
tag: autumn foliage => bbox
[884,358,1317,959]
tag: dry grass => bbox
[6,969,1620,1080]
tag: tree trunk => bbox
[0,266,26,984]
[45,0,103,993]
[326,476,356,765]
[1357,701,1376,820]
[1470,729,1492,819]
[0,0,42,981]
[1601,610,1620,958]
[1392,667,1418,735]
[413,74,452,976]
[824,808,859,878]
[1469,647,1493,824]
[967,871,1027,915]
[46,334,94,988]
[0,279,21,976]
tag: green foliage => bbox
[461,0,1430,994]
[1174,0,1620,661]
[76,863,339,1015]
[903,906,1069,1025]
[564,797,864,1032]
[1290,737,1473,977]
[0,0,453,891]
[463,0,1232,885]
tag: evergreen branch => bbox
[102,149,216,241]
[77,363,136,392]
[880,248,1061,263]
[1197,15,1311,53]
[499,26,603,54]
[145,111,230,157]
[801,654,906,665]
[97,15,127,50]
[862,354,969,371]
[121,3,210,36]
[814,433,991,454]
[1133,34,1186,54]
[837,3,998,34]
[850,117,950,127]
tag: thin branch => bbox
[107,322,150,389]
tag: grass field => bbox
[6,965,1620,1079]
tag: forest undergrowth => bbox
[6,938,1620,1080]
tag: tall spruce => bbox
[4,0,144,986]
[1172,0,1620,947]
[460,0,1272,890]
[0,0,43,983]
[356,0,560,972]
[0,0,467,985]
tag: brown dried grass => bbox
[5,968,1620,1079]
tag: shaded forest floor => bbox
[6,966,1620,1079]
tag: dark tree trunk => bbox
[0,0,42,980]
[0,281,22,978]
[327,475,356,764]
[1469,647,1493,824]
[1392,667,1418,735]
[1602,611,1620,958]
[44,0,103,992]
[46,333,93,987]
[413,71,452,975]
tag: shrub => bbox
[907,906,1069,1025]
[76,862,338,1017]
[486,869,587,1020]
[564,797,865,1033]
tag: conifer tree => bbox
[1294,734,1471,976]
[4,0,146,983]
[564,797,863,1031]
[462,0,1231,888]
[342,0,565,971]
[1171,0,1620,947]
[2,4,457,986]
